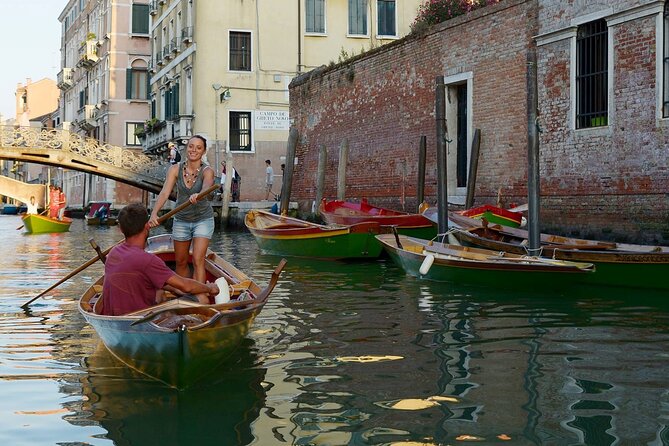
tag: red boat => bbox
[319,198,437,240]
[459,204,523,228]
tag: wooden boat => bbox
[78,234,286,389]
[448,212,669,290]
[21,213,72,233]
[319,198,437,240]
[459,204,523,228]
[245,209,385,259]
[85,201,117,226]
[376,233,595,288]
[1,203,19,215]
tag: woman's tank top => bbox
[175,162,214,222]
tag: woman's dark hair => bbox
[190,135,207,149]
[118,203,149,238]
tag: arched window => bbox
[126,59,148,100]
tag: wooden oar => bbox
[16,208,49,230]
[21,184,219,309]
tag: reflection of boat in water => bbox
[77,339,266,446]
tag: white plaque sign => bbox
[255,110,290,131]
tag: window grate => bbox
[663,4,669,117]
[576,19,608,129]
[230,32,251,71]
[230,112,252,151]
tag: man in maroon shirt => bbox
[101,203,218,316]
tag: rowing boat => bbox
[319,198,437,240]
[245,209,384,259]
[376,233,595,288]
[21,213,72,233]
[78,234,286,389]
[448,212,669,290]
[85,201,117,226]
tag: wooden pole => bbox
[221,151,233,227]
[315,144,327,213]
[417,135,426,211]
[465,128,481,209]
[280,127,298,214]
[337,138,348,201]
[527,47,541,254]
[435,76,448,234]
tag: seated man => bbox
[100,203,219,316]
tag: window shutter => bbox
[173,83,180,117]
[126,69,133,99]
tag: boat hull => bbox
[377,234,594,289]
[246,209,384,259]
[22,214,72,233]
[459,204,523,228]
[85,216,118,226]
[78,234,285,388]
[448,213,669,290]
[319,199,437,240]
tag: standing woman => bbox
[148,136,215,304]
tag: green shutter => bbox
[126,69,133,99]
[173,83,179,117]
[132,4,149,34]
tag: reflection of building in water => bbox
[65,339,266,446]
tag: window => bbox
[576,19,608,129]
[230,31,251,71]
[663,3,669,117]
[230,111,252,151]
[164,83,180,120]
[126,68,148,99]
[306,0,325,33]
[348,0,367,35]
[377,0,395,36]
[132,3,149,34]
[126,122,143,146]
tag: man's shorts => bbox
[172,217,215,241]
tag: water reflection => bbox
[72,339,266,446]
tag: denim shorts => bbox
[172,217,215,241]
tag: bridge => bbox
[0,125,168,204]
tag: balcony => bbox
[181,26,193,44]
[144,119,170,153]
[171,38,179,53]
[77,40,99,68]
[149,0,158,15]
[163,46,172,61]
[57,68,74,90]
[77,105,98,131]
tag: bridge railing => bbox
[0,125,167,180]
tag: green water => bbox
[1,215,668,445]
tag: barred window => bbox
[230,31,251,71]
[663,3,669,117]
[230,111,252,151]
[576,19,608,128]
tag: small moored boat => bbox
[376,233,595,288]
[78,234,286,389]
[85,201,117,226]
[245,209,385,259]
[448,212,669,290]
[21,214,72,234]
[459,204,524,228]
[319,199,437,239]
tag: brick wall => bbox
[289,0,669,244]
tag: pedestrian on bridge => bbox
[148,135,216,305]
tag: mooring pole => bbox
[280,127,298,215]
[527,47,541,254]
[417,135,427,211]
[435,76,448,234]
[314,144,327,213]
[337,138,349,201]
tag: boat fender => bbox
[419,254,435,275]
[214,277,231,304]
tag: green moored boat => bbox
[22,214,72,234]
[376,233,595,289]
[245,209,384,259]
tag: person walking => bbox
[265,159,274,200]
[149,135,216,304]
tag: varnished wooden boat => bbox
[448,212,669,290]
[376,233,595,287]
[319,198,437,240]
[459,204,523,228]
[78,234,286,389]
[21,213,72,233]
[245,209,385,259]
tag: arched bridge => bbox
[0,125,168,196]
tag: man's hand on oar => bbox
[21,184,219,309]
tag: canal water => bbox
[1,214,668,446]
